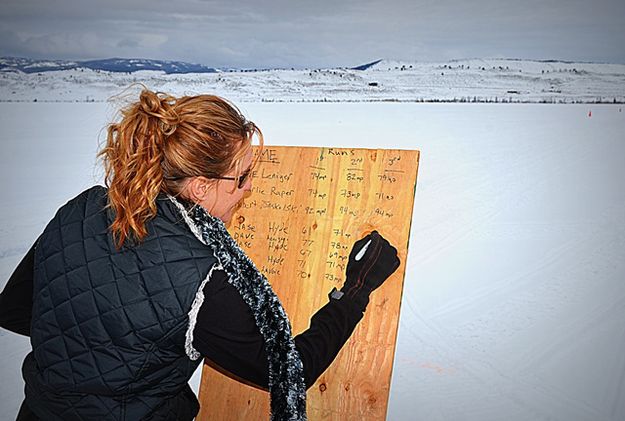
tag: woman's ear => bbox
[185,177,211,203]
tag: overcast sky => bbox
[1,0,624,68]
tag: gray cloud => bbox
[1,0,624,67]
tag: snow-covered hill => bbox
[1,58,624,103]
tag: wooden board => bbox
[197,146,420,420]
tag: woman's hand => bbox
[339,231,400,309]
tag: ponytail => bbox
[99,90,179,248]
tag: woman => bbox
[0,89,400,420]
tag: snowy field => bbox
[1,102,624,420]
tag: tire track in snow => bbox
[427,235,578,319]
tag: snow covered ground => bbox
[1,58,625,104]
[1,101,624,420]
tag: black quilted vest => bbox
[22,186,217,420]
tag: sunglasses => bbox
[210,167,252,189]
[164,167,253,189]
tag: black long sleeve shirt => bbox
[0,242,364,390]
[0,242,35,337]
[193,269,363,389]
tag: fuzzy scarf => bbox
[169,196,307,421]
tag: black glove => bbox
[337,230,400,310]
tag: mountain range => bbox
[0,57,219,74]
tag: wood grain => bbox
[197,146,419,420]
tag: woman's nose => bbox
[243,177,252,191]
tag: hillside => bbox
[1,58,623,103]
